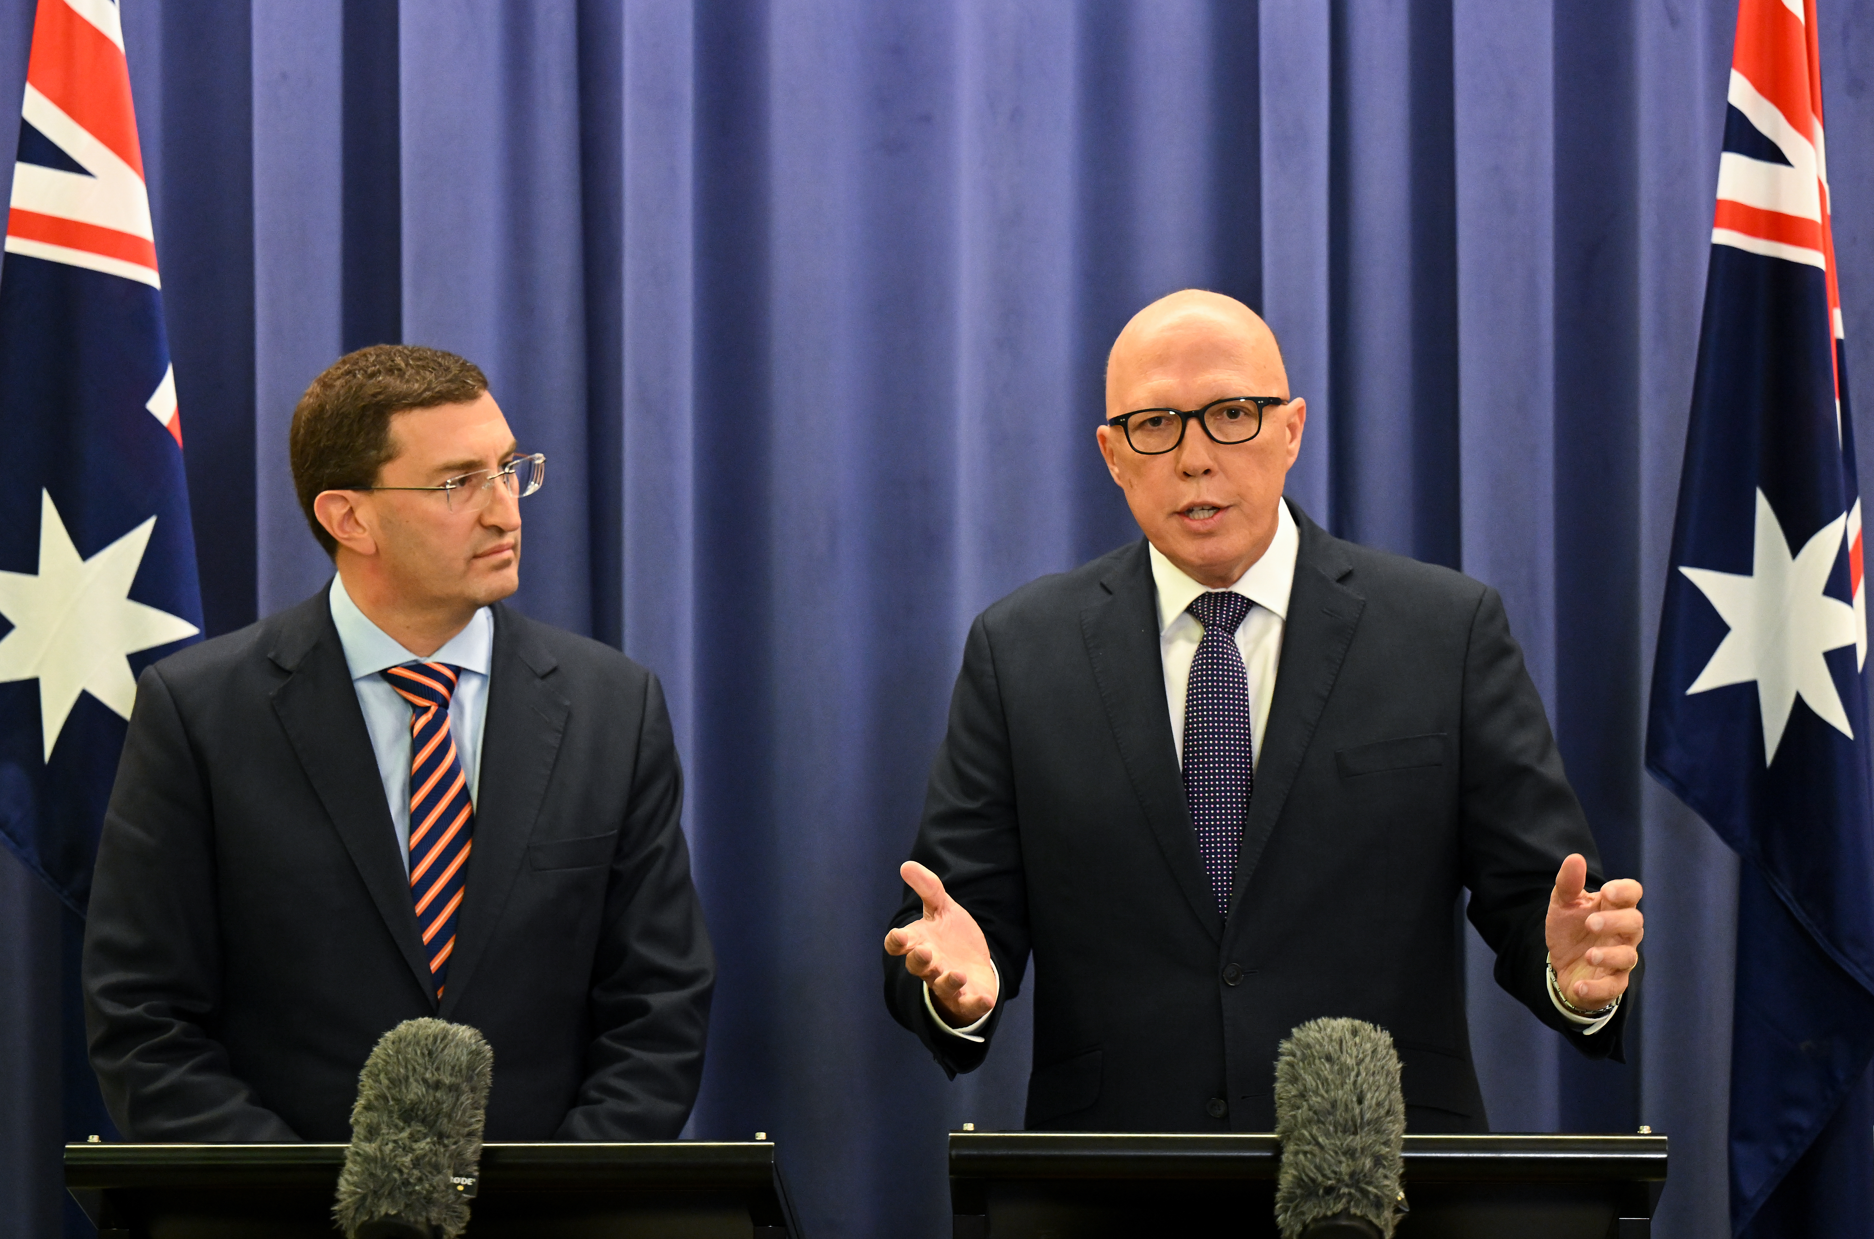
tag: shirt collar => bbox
[1148,497,1299,634]
[328,574,494,680]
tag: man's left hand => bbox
[1544,853,1643,1014]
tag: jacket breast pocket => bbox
[527,832,616,871]
[1336,733,1447,779]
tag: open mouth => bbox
[1179,504,1225,523]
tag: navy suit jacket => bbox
[885,501,1627,1132]
[84,589,714,1141]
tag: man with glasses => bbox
[884,290,1642,1132]
[84,345,714,1141]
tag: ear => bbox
[1282,398,1307,470]
[1096,424,1125,485]
[313,490,379,557]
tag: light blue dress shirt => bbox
[328,576,492,874]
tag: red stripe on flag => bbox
[1713,198,1822,252]
[6,207,158,270]
[1731,0,1814,143]
[1803,0,1826,131]
[1852,528,1863,597]
[24,0,144,178]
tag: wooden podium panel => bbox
[948,1133,1667,1239]
[65,1141,801,1239]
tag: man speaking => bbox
[883,291,1643,1132]
[84,345,714,1141]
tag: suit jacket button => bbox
[1206,1098,1228,1119]
[1222,963,1243,986]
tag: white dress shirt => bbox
[928,499,1613,1037]
[1153,498,1298,768]
[328,575,494,874]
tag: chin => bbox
[1163,536,1255,585]
[471,566,521,605]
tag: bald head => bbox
[1095,289,1305,588]
[1105,290,1287,418]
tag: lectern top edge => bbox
[948,1132,1670,1187]
[65,1140,786,1192]
[67,1140,804,1237]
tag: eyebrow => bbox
[430,442,519,480]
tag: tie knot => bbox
[384,662,461,710]
[1187,590,1252,635]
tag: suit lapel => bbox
[438,604,569,1016]
[1081,541,1223,941]
[1230,503,1364,917]
[268,592,438,1005]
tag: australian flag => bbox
[1646,0,1874,1233]
[0,0,201,916]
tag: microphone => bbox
[1273,1017,1406,1239]
[334,1018,494,1239]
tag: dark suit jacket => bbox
[84,589,714,1142]
[884,501,1627,1133]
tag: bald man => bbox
[881,290,1642,1133]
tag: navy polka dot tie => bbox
[1183,591,1254,916]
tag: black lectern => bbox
[948,1132,1667,1239]
[66,1140,803,1238]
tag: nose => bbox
[1173,420,1218,476]
[482,475,522,530]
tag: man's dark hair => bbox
[290,345,489,557]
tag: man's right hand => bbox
[883,861,999,1027]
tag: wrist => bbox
[1546,952,1618,1019]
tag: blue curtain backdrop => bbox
[4,2,1874,1237]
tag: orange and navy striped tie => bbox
[385,662,473,998]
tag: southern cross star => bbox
[0,490,198,761]
[1680,488,1857,764]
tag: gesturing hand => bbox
[883,861,999,1027]
[1544,853,1643,1015]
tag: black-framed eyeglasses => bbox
[1105,397,1289,455]
[361,452,546,511]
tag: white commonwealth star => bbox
[0,490,199,761]
[1680,488,1857,764]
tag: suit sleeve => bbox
[556,671,715,1140]
[82,665,300,1141]
[882,613,1032,1077]
[1457,586,1633,1060]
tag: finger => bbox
[1550,853,1587,908]
[1585,908,1645,939]
[903,943,943,980]
[900,861,949,919]
[1597,878,1644,909]
[1585,945,1639,972]
[1572,972,1630,1008]
[885,922,934,957]
[954,993,993,1022]
[933,969,969,1000]
[934,988,992,1027]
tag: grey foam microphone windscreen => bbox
[1273,1017,1406,1239]
[334,1018,494,1239]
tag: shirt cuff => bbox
[1547,954,1620,1035]
[923,961,1000,1043]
